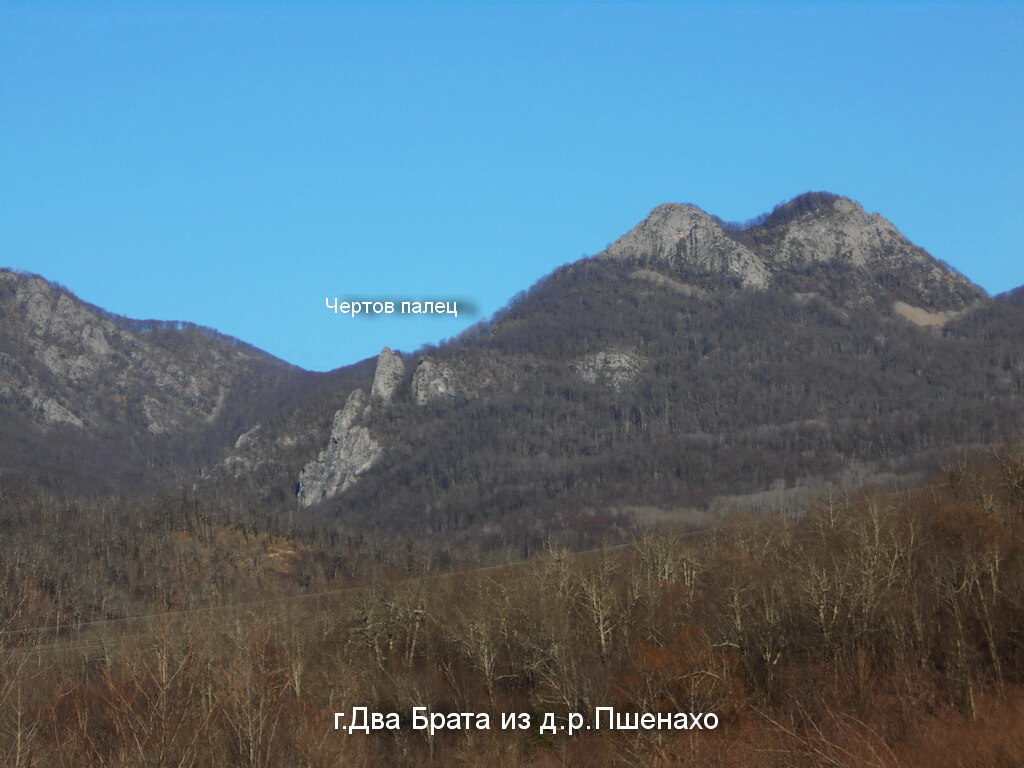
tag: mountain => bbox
[0,269,322,490]
[208,193,1024,543]
[4,194,1024,544]
[603,192,980,307]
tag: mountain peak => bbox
[758,190,850,227]
[599,203,770,289]
[748,193,982,309]
[594,194,982,310]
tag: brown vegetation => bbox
[2,445,1024,765]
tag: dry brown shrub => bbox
[896,688,1024,768]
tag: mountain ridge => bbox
[0,268,325,489]
[204,192,1024,544]
[3,193,1023,543]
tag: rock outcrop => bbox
[0,271,295,434]
[371,347,405,402]
[757,195,982,310]
[573,349,645,392]
[411,358,457,405]
[297,389,382,507]
[600,204,770,289]
[598,195,983,311]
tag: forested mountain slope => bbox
[213,193,1024,540]
[0,269,327,490]
[4,194,1023,538]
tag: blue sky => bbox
[2,1,1022,371]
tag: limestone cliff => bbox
[411,358,457,405]
[371,347,405,402]
[597,194,983,312]
[600,204,770,289]
[755,194,983,310]
[0,269,301,488]
[297,389,382,507]
[573,349,645,392]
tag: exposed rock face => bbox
[758,196,982,310]
[206,420,317,484]
[297,389,382,507]
[412,358,457,405]
[598,195,983,311]
[234,424,262,451]
[764,197,909,269]
[601,204,770,289]
[573,349,645,391]
[26,387,85,428]
[371,347,405,402]
[0,268,296,444]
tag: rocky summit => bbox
[601,203,770,288]
[601,192,981,310]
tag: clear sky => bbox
[2,1,1022,371]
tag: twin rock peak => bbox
[600,192,981,310]
[296,348,455,506]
